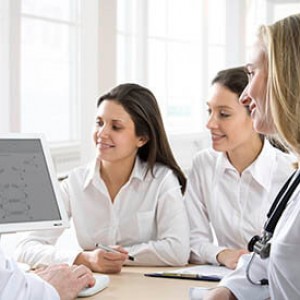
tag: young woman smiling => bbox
[185,67,293,269]
[16,83,190,274]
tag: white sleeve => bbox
[0,249,59,300]
[14,180,81,267]
[184,162,226,265]
[219,253,270,300]
[125,173,190,266]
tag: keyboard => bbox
[78,274,110,298]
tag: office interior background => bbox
[0,0,299,255]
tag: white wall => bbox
[169,132,210,172]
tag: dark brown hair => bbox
[211,66,248,97]
[212,66,288,152]
[97,83,187,194]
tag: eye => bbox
[207,108,212,115]
[96,119,104,127]
[219,111,230,118]
[112,125,122,131]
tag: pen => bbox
[95,243,135,261]
[162,273,220,280]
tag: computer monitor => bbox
[0,133,69,234]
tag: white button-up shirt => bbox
[220,169,300,300]
[16,157,190,267]
[0,248,59,300]
[184,140,294,265]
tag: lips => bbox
[97,141,115,149]
[211,133,225,142]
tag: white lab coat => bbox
[0,248,59,300]
[220,170,300,299]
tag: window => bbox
[117,0,299,138]
[0,0,10,132]
[20,0,80,142]
[0,0,99,174]
[2,0,299,173]
[245,0,300,57]
[117,0,241,136]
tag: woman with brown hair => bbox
[185,67,293,270]
[16,83,189,274]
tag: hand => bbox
[35,264,95,300]
[203,287,237,300]
[216,248,248,269]
[74,245,128,273]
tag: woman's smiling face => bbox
[93,100,146,163]
[240,39,276,135]
[206,83,255,153]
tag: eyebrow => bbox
[206,103,234,110]
[96,116,125,120]
[112,118,125,121]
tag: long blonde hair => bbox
[259,14,300,157]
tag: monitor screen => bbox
[0,134,69,233]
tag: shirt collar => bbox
[129,156,148,181]
[216,139,276,191]
[83,156,147,190]
[249,139,277,191]
[83,159,99,190]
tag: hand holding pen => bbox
[74,243,130,274]
[95,243,135,261]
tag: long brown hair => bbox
[98,83,187,194]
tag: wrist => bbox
[216,249,227,265]
[74,251,92,269]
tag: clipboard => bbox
[144,265,231,282]
[144,272,221,281]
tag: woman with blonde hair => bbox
[204,13,300,300]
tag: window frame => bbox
[1,0,100,175]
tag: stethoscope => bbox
[246,169,300,286]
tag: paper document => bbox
[144,264,232,281]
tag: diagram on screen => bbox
[0,139,62,228]
[0,156,39,221]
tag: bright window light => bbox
[20,0,80,142]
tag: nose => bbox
[239,85,251,107]
[206,113,218,130]
[96,124,110,138]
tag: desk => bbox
[83,266,218,300]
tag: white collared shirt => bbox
[220,170,300,300]
[0,248,59,300]
[184,139,294,265]
[15,157,190,267]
